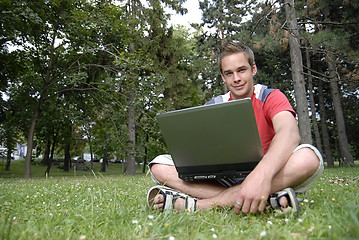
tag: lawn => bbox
[0,160,358,239]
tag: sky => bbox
[167,0,203,28]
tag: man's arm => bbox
[234,110,301,214]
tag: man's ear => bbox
[252,63,258,76]
[221,73,227,83]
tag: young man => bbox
[147,42,324,215]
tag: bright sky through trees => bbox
[167,0,202,27]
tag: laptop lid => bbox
[156,98,263,181]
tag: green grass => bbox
[0,161,358,239]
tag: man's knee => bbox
[302,148,320,171]
[150,163,162,178]
[293,147,321,176]
[150,163,178,184]
[292,146,324,193]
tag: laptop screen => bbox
[157,98,263,181]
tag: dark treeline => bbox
[0,0,358,178]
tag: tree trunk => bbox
[41,138,51,165]
[89,138,94,171]
[4,127,15,171]
[63,125,72,172]
[101,133,109,172]
[126,89,137,175]
[221,32,228,94]
[335,136,343,166]
[64,142,71,172]
[24,100,43,178]
[45,129,58,176]
[318,80,334,167]
[5,148,11,171]
[284,0,312,144]
[326,55,354,166]
[24,24,58,178]
[305,43,323,153]
[142,134,149,174]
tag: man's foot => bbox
[278,195,289,212]
[268,188,299,216]
[146,185,197,213]
[152,194,187,212]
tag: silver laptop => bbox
[156,98,263,181]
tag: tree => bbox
[302,0,358,165]
[2,0,358,175]
[2,0,131,178]
[114,0,194,175]
[197,0,257,96]
[317,79,334,167]
[326,54,354,166]
[284,0,312,144]
[304,41,322,153]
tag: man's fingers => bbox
[240,200,251,214]
[235,195,268,215]
[234,200,242,215]
[258,195,267,212]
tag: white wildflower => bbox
[213,233,218,239]
[148,215,154,220]
[132,220,138,224]
[260,231,267,237]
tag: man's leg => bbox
[150,145,323,212]
[150,163,226,199]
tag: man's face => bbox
[221,52,257,100]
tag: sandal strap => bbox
[163,191,175,213]
[268,187,299,216]
[147,185,197,213]
[185,196,197,212]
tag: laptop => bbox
[156,97,263,181]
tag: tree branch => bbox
[299,19,359,27]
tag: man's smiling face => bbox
[221,52,257,100]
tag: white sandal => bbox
[268,187,300,216]
[146,185,197,213]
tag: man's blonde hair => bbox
[218,42,255,74]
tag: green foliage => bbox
[1,0,359,174]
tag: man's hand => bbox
[234,168,272,214]
[233,111,300,215]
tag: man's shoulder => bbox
[205,92,231,105]
[205,84,281,105]
[254,84,276,103]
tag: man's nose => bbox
[233,72,241,82]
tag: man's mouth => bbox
[233,84,245,90]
